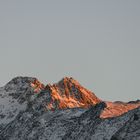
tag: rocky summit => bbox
[0,76,140,140]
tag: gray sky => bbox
[0,0,140,101]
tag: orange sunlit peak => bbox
[31,79,45,93]
[30,77,140,119]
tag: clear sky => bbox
[0,0,140,101]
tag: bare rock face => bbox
[45,77,101,110]
[0,76,140,140]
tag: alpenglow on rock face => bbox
[0,76,140,140]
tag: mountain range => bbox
[0,76,140,140]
